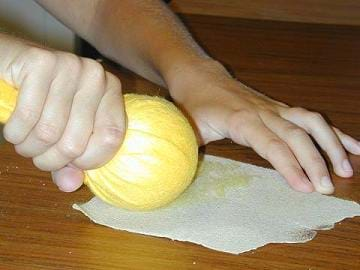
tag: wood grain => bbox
[170,0,360,26]
[1,15,360,269]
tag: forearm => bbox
[36,0,211,88]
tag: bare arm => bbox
[35,0,360,194]
[35,0,208,87]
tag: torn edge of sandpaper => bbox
[73,155,360,254]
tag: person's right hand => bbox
[1,44,126,192]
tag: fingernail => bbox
[342,159,353,172]
[320,176,333,188]
[302,178,314,192]
[353,145,360,155]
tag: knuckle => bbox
[106,72,122,90]
[14,144,36,158]
[280,164,300,176]
[2,107,40,143]
[34,122,61,145]
[83,58,105,80]
[235,109,256,119]
[287,107,307,117]
[14,144,27,157]
[15,107,40,125]
[266,139,288,159]
[307,111,324,122]
[309,155,326,167]
[101,127,124,147]
[286,126,307,140]
[2,125,18,144]
[229,109,256,129]
[57,142,84,159]
[228,109,258,144]
[291,107,307,114]
[32,158,51,171]
[27,47,56,67]
[58,52,81,72]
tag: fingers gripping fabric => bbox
[0,79,198,210]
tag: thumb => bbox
[51,164,84,192]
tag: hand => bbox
[169,59,360,194]
[2,46,125,192]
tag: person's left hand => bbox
[168,60,360,194]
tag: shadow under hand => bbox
[0,125,5,144]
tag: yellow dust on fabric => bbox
[0,80,198,210]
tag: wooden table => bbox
[1,15,359,269]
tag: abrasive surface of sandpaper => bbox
[73,155,360,254]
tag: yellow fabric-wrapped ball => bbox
[0,79,198,211]
[0,79,17,124]
[84,94,198,210]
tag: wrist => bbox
[164,57,231,102]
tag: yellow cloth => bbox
[85,94,198,210]
[0,79,17,123]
